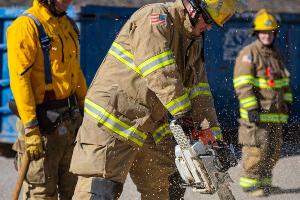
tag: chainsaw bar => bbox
[170,120,236,200]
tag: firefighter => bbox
[7,0,87,199]
[233,9,292,197]
[70,0,238,199]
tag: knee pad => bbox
[91,178,123,200]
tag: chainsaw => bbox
[170,119,238,200]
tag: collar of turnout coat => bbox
[254,39,278,56]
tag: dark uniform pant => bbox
[239,121,283,190]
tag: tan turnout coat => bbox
[80,0,220,147]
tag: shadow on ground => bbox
[270,187,300,196]
[0,143,16,158]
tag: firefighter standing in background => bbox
[70,0,238,199]
[7,0,87,199]
[234,9,292,197]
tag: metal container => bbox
[1,5,299,143]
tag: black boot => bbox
[169,171,186,200]
[90,178,123,200]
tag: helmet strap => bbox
[185,0,202,26]
[40,0,66,17]
[189,7,200,26]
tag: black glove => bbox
[214,140,238,172]
[248,109,260,123]
[172,112,194,135]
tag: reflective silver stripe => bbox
[109,43,176,77]
[189,83,211,99]
[240,96,258,109]
[138,51,175,76]
[211,127,222,137]
[108,42,142,75]
[152,123,172,144]
[110,46,134,66]
[84,99,147,146]
[234,75,290,89]
[240,109,288,123]
[166,93,191,116]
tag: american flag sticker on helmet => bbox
[150,13,167,25]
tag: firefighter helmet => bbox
[253,9,279,31]
[188,0,239,27]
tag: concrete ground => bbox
[1,141,300,200]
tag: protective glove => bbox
[172,112,194,135]
[248,109,260,123]
[24,126,44,161]
[213,140,238,172]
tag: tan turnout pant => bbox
[239,122,283,181]
[13,111,82,200]
[70,117,176,200]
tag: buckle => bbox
[67,95,78,109]
[41,36,51,50]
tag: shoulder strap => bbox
[22,13,52,84]
[66,16,80,43]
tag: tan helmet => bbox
[253,9,279,31]
[188,0,239,27]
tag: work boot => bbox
[264,185,282,195]
[243,188,269,198]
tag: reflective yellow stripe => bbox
[165,93,191,116]
[109,43,176,77]
[240,177,259,188]
[233,75,254,88]
[138,51,175,76]
[240,108,288,123]
[284,93,292,102]
[260,178,272,186]
[240,96,258,109]
[152,123,172,144]
[234,75,289,89]
[84,98,147,146]
[188,82,212,99]
[211,126,222,140]
[108,42,142,75]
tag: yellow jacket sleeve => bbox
[7,16,39,128]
